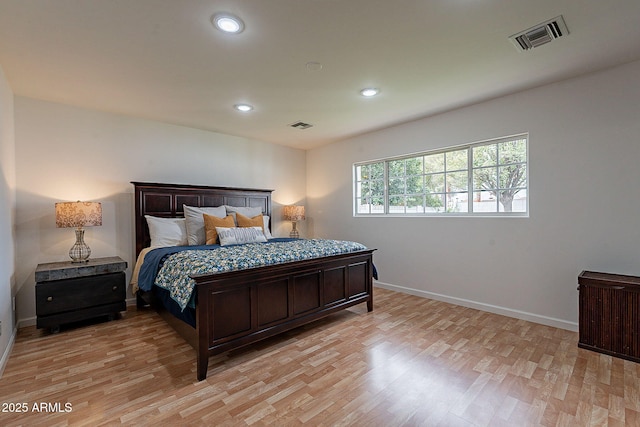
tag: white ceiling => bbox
[1,0,639,150]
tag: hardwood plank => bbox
[1,288,639,426]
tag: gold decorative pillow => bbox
[203,214,235,245]
[236,212,264,232]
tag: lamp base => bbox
[69,228,91,263]
[289,221,300,239]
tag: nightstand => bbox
[35,256,127,333]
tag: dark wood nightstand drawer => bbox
[36,272,125,316]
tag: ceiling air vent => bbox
[509,15,569,51]
[290,121,313,130]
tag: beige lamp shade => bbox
[55,201,102,228]
[283,205,305,222]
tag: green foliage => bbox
[472,139,526,212]
[357,162,385,209]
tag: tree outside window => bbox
[473,138,527,213]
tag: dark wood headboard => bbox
[132,182,273,257]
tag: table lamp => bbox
[55,201,102,263]
[283,205,305,238]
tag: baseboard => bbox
[0,326,17,379]
[17,316,36,328]
[374,281,578,332]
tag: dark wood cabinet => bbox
[36,257,127,332]
[578,271,640,362]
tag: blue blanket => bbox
[137,238,297,292]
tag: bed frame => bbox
[132,182,375,380]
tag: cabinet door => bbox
[622,287,640,358]
[579,283,602,349]
[579,281,640,361]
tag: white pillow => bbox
[225,205,264,225]
[216,226,267,246]
[262,215,273,239]
[145,215,188,248]
[183,205,226,245]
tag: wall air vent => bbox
[290,121,313,130]
[509,15,569,51]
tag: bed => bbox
[132,181,375,380]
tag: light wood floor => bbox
[1,288,639,426]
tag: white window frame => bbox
[353,133,529,217]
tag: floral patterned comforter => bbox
[153,239,368,310]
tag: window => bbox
[354,134,528,216]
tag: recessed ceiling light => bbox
[212,13,245,34]
[305,61,323,71]
[234,103,253,112]
[360,88,380,97]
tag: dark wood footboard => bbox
[192,250,374,380]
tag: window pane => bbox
[371,180,385,197]
[498,188,527,212]
[499,139,526,165]
[425,194,445,212]
[425,173,445,193]
[389,195,405,213]
[389,177,405,195]
[473,144,497,168]
[406,195,424,213]
[356,198,369,214]
[473,166,497,191]
[364,182,375,198]
[356,160,386,215]
[472,190,498,212]
[389,159,405,177]
[406,175,424,194]
[446,149,468,171]
[358,196,386,214]
[371,197,384,214]
[499,164,526,190]
[447,192,469,213]
[446,171,468,192]
[424,153,444,173]
[406,157,423,175]
[370,162,384,179]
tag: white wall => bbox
[14,98,307,326]
[0,64,16,376]
[307,60,640,330]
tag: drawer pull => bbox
[112,286,118,291]
[47,296,53,302]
